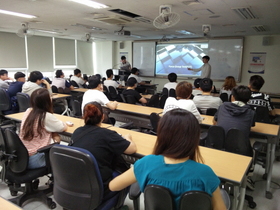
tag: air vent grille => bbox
[251,25,267,32]
[232,7,258,20]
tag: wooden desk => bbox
[51,93,71,99]
[275,109,280,115]
[271,98,280,103]
[140,94,153,100]
[71,88,88,93]
[0,196,22,210]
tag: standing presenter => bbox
[188,55,211,78]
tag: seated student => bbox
[247,75,275,116]
[19,88,68,169]
[163,81,202,123]
[109,109,226,210]
[72,102,136,198]
[122,77,147,104]
[81,76,118,112]
[22,71,52,96]
[70,69,86,88]
[0,69,13,89]
[163,72,177,91]
[52,70,74,91]
[7,72,26,97]
[193,78,222,114]
[127,67,145,84]
[192,78,203,96]
[220,76,237,97]
[104,69,122,90]
[213,85,255,153]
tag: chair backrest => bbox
[4,128,29,173]
[179,191,212,210]
[70,80,79,88]
[206,125,225,150]
[0,88,11,113]
[254,106,271,123]
[16,92,30,112]
[120,94,126,103]
[50,145,103,210]
[220,93,229,102]
[125,95,137,104]
[108,86,118,99]
[51,85,59,93]
[144,185,175,210]
[162,88,168,96]
[206,108,217,116]
[147,94,160,107]
[225,128,253,157]
[169,89,176,98]
[159,95,168,109]
[72,100,82,118]
[149,113,161,133]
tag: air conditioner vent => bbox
[232,7,258,20]
[87,16,131,25]
[251,25,267,32]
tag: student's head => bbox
[193,78,202,88]
[175,81,192,99]
[231,85,252,103]
[0,69,8,80]
[202,55,210,63]
[121,56,126,62]
[223,76,236,90]
[249,75,264,91]
[106,69,114,78]
[55,70,64,78]
[168,73,177,82]
[154,109,203,162]
[14,72,26,82]
[95,74,101,81]
[83,102,104,126]
[74,69,81,76]
[126,77,137,87]
[88,75,102,89]
[199,78,213,92]
[30,88,53,113]
[29,71,43,83]
[131,67,139,75]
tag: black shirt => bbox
[122,89,142,102]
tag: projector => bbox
[114,30,131,36]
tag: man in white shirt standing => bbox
[70,69,86,88]
[163,73,177,91]
[104,69,122,90]
[188,55,211,78]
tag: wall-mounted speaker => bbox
[262,37,271,46]
[120,42,124,49]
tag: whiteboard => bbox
[133,41,156,77]
[208,38,243,81]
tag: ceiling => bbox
[0,0,279,42]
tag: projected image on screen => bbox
[155,43,208,77]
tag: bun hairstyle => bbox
[83,102,103,125]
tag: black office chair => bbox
[1,127,56,208]
[0,88,14,116]
[49,145,131,210]
[254,106,271,124]
[147,94,160,108]
[159,94,168,109]
[149,112,161,135]
[16,92,30,112]
[120,94,126,103]
[205,125,225,149]
[206,108,218,116]
[220,93,229,102]
[108,86,118,99]
[72,100,82,118]
[51,85,59,93]
[169,89,176,98]
[162,87,168,96]
[70,80,79,88]
[103,85,111,99]
[179,191,212,210]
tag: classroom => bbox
[0,0,280,210]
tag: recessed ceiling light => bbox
[68,0,109,9]
[176,30,195,35]
[0,9,37,18]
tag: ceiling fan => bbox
[16,23,35,38]
[153,5,180,29]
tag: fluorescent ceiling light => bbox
[35,29,62,34]
[176,30,195,35]
[0,9,37,18]
[69,0,109,9]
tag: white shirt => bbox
[81,89,109,113]
[70,75,84,88]
[104,79,119,89]
[128,74,142,83]
[120,61,131,71]
[163,97,202,123]
[52,77,66,89]
[192,63,211,78]
[0,79,9,89]
[192,89,203,96]
[193,95,222,114]
[164,82,177,91]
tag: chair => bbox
[162,87,168,96]
[120,94,126,103]
[159,94,168,109]
[1,127,56,208]
[205,125,225,149]
[149,112,161,134]
[72,100,82,118]
[70,80,79,88]
[147,94,160,108]
[108,86,122,102]
[206,108,218,116]
[169,89,176,98]
[16,92,30,112]
[103,85,111,99]
[0,88,14,116]
[179,191,212,210]
[220,93,229,102]
[254,106,271,124]
[49,144,130,210]
[51,85,58,93]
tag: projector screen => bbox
[155,42,209,77]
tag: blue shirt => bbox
[7,81,24,97]
[134,155,220,209]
